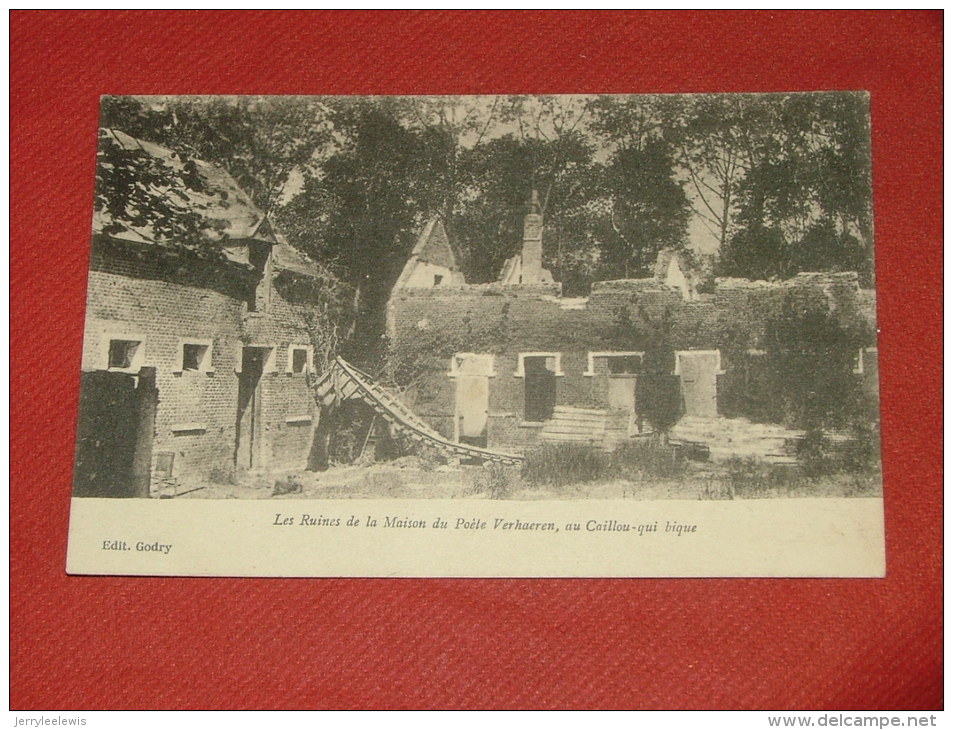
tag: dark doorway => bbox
[236,347,266,469]
[524,356,557,422]
[73,367,157,497]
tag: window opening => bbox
[292,348,308,374]
[182,343,208,371]
[108,340,140,370]
[523,356,557,422]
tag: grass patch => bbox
[797,426,881,479]
[521,444,609,487]
[522,440,686,488]
[272,475,304,497]
[469,462,520,499]
[706,454,882,500]
[359,470,405,496]
[610,439,688,480]
[715,457,804,499]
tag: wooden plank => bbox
[552,406,607,416]
[540,432,601,439]
[541,423,607,432]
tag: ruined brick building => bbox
[74,131,324,496]
[387,193,879,460]
[75,131,881,497]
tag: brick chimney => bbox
[521,189,544,284]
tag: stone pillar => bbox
[521,190,543,284]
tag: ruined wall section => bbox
[387,272,877,449]
[387,279,773,378]
[388,281,740,449]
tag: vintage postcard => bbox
[66,93,884,577]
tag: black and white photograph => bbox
[67,93,884,577]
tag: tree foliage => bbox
[95,93,875,364]
[704,93,874,283]
[276,102,454,360]
[94,129,227,256]
[100,95,335,214]
[762,291,870,429]
[597,138,691,278]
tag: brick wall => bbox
[387,273,878,450]
[80,238,321,487]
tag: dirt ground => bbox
[173,456,882,501]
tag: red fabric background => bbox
[10,10,942,710]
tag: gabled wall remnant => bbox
[393,219,466,290]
